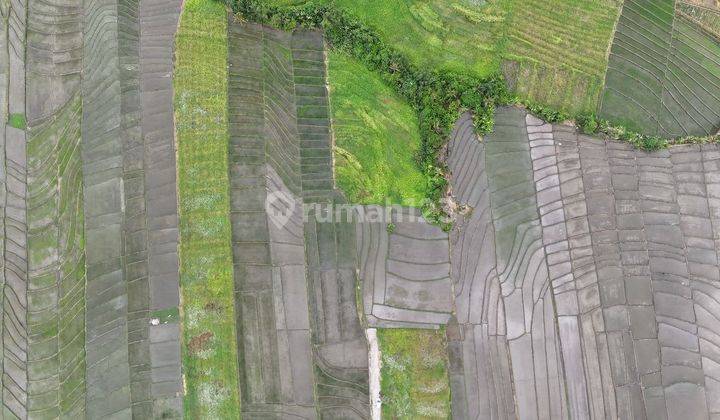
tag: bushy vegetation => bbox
[523,100,719,151]
[378,328,451,419]
[175,0,241,416]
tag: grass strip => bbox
[174,0,241,416]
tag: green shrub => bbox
[576,113,599,134]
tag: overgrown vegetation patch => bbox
[261,0,623,115]
[234,0,507,225]
[263,0,509,78]
[174,0,241,416]
[378,328,451,419]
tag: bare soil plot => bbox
[304,194,370,419]
[357,207,454,329]
[227,21,316,418]
[227,20,371,419]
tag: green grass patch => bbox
[151,307,180,324]
[328,50,427,206]
[378,328,451,419]
[503,0,621,113]
[265,0,509,78]
[174,0,241,416]
[8,113,26,129]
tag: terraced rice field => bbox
[174,0,241,416]
[600,0,720,136]
[678,1,720,38]
[502,0,622,113]
[2,0,187,416]
[328,51,428,206]
[267,0,622,115]
[5,0,720,418]
[443,106,720,419]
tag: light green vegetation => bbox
[328,50,428,206]
[325,0,510,78]
[273,0,509,78]
[8,113,26,129]
[267,0,621,114]
[174,0,241,416]
[378,328,451,419]
[503,0,622,113]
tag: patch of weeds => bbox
[378,328,451,419]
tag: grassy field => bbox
[266,0,622,115]
[503,0,621,113]
[272,0,509,78]
[328,50,428,206]
[378,328,451,419]
[174,0,241,416]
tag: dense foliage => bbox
[232,0,720,222]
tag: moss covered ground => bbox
[174,0,241,416]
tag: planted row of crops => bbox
[600,0,720,136]
[504,0,622,114]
